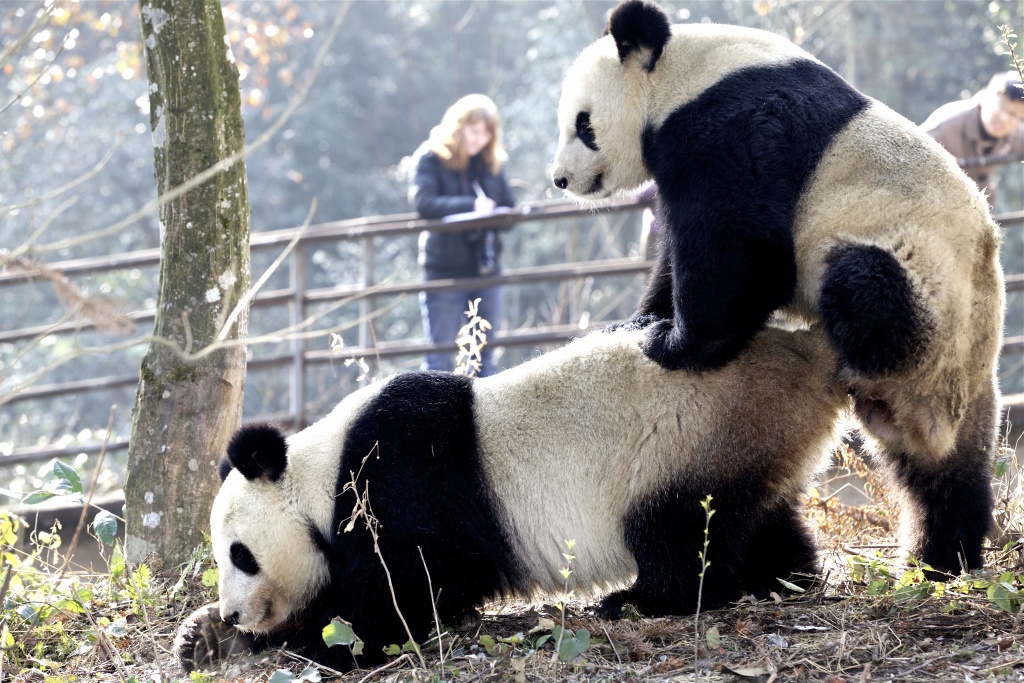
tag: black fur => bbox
[819,244,930,376]
[605,0,672,70]
[878,383,998,574]
[283,371,524,668]
[227,422,288,482]
[599,465,817,618]
[636,59,869,370]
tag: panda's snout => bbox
[554,176,569,190]
[225,611,240,626]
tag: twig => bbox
[80,602,130,683]
[216,198,316,342]
[356,653,412,683]
[58,406,116,580]
[16,0,354,258]
[342,460,428,669]
[281,647,346,678]
[123,557,168,683]
[418,545,447,668]
[601,624,621,665]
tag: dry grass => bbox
[4,439,1024,682]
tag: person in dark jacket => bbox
[410,94,516,376]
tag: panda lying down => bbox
[175,326,847,672]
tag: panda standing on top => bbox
[175,327,848,672]
[551,0,1005,574]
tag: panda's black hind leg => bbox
[819,243,930,376]
[876,383,997,574]
[599,480,817,620]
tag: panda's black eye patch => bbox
[575,112,599,151]
[230,542,260,576]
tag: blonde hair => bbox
[427,94,507,174]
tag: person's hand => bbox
[474,196,496,213]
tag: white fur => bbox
[212,382,385,632]
[474,327,846,594]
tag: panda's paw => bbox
[642,320,737,371]
[174,602,255,673]
[602,314,661,334]
[641,319,695,370]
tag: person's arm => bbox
[412,153,476,219]
[493,167,516,209]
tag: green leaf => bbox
[323,618,361,650]
[17,604,36,622]
[267,671,297,683]
[201,568,219,587]
[296,665,321,682]
[705,625,721,649]
[383,644,402,656]
[995,452,1013,478]
[553,627,590,662]
[22,491,57,505]
[988,583,1017,612]
[52,462,83,494]
[92,510,118,546]
[109,543,125,580]
[776,578,806,593]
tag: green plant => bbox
[550,538,591,663]
[454,297,491,377]
[694,494,714,662]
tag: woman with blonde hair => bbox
[410,94,516,376]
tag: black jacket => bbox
[411,150,516,279]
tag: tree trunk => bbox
[125,0,250,566]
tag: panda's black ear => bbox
[605,0,672,72]
[226,423,288,482]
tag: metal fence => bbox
[1,200,1022,471]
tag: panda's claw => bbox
[601,313,662,333]
[174,602,256,673]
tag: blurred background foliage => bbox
[1,0,1022,497]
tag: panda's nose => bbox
[554,176,568,190]
[226,611,240,626]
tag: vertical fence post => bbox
[290,243,307,431]
[359,236,376,349]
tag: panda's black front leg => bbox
[877,384,998,574]
[641,216,795,371]
[603,234,675,333]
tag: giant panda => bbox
[175,326,847,672]
[550,0,1005,575]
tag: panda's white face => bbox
[551,36,652,200]
[211,470,330,633]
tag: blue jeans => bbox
[420,286,502,376]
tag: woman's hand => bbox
[474,195,496,213]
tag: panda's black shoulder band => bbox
[606,0,671,71]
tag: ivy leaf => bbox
[322,618,364,655]
[92,510,118,546]
[556,627,590,662]
[201,567,219,587]
[52,461,83,494]
[21,491,57,505]
[988,583,1018,612]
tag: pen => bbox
[471,181,487,200]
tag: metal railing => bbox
[2,201,1022,469]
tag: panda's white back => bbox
[473,327,846,594]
